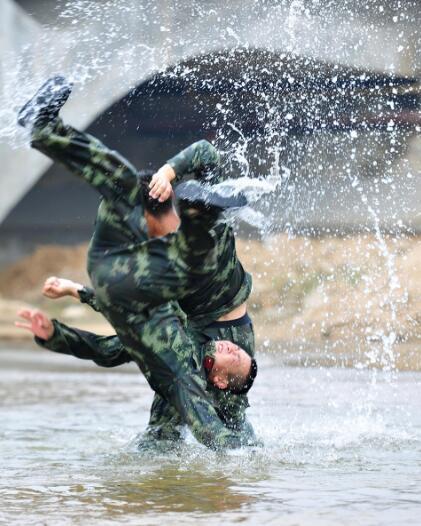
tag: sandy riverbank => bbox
[1,234,420,368]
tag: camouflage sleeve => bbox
[167,140,221,183]
[35,320,132,368]
[78,286,101,313]
[168,369,257,449]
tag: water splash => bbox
[0,0,420,441]
[287,0,305,53]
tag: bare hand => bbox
[149,164,175,202]
[43,276,82,300]
[15,308,54,340]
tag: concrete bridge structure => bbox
[0,0,420,262]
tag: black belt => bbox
[206,312,252,329]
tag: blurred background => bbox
[0,0,420,367]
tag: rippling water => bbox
[1,346,421,525]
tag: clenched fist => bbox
[42,276,82,300]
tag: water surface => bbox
[1,346,421,525]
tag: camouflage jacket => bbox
[78,140,255,435]
[32,120,254,449]
[83,140,252,327]
[36,316,255,437]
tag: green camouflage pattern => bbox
[37,318,255,443]
[75,289,255,442]
[146,320,256,441]
[167,138,221,183]
[31,120,254,449]
[76,139,252,326]
[168,141,252,326]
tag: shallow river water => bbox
[1,346,421,525]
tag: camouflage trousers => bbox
[31,120,253,449]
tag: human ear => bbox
[213,376,228,390]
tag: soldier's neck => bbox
[146,210,180,238]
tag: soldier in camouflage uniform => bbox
[24,310,255,443]
[37,149,256,442]
[18,77,256,449]
[36,266,255,443]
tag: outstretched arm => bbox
[15,308,131,367]
[38,322,131,367]
[43,276,83,299]
[167,140,221,183]
[170,367,257,449]
[43,276,101,313]
[149,140,221,201]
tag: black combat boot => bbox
[17,76,73,129]
[175,180,248,212]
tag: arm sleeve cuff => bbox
[167,157,190,183]
[34,319,72,355]
[78,286,101,312]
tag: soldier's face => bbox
[212,340,251,379]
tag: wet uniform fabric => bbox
[56,296,255,440]
[31,120,253,449]
[75,137,253,328]
[36,313,255,442]
[167,143,252,327]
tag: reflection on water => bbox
[1,346,421,525]
[92,465,254,514]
